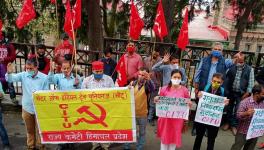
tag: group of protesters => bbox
[0,31,264,150]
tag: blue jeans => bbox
[124,118,147,150]
[148,89,159,121]
[7,82,16,99]
[0,108,9,145]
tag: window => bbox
[245,44,251,51]
[257,45,263,53]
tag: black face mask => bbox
[259,96,264,102]
[38,54,45,58]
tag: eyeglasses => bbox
[127,44,134,47]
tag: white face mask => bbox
[171,64,179,70]
[171,79,181,85]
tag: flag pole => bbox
[70,19,78,77]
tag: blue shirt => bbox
[152,60,187,86]
[194,58,233,84]
[0,82,4,94]
[48,72,81,90]
[6,71,49,114]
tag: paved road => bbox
[2,111,263,150]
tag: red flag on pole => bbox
[177,8,189,50]
[116,55,127,87]
[16,0,36,29]
[153,0,168,41]
[73,0,81,29]
[64,0,74,38]
[129,1,144,40]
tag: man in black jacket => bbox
[223,54,255,135]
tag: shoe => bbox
[11,98,18,106]
[91,145,101,150]
[204,129,208,137]
[258,143,264,149]
[148,119,155,126]
[222,123,230,131]
[191,128,196,136]
[231,127,237,136]
[3,145,11,150]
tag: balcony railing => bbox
[8,37,264,95]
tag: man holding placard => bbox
[193,73,229,150]
[231,84,264,150]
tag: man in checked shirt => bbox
[231,84,264,150]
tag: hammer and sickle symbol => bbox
[73,103,108,127]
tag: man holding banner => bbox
[193,73,229,150]
[48,60,81,150]
[231,84,264,150]
[6,58,49,150]
[82,61,114,150]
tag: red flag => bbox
[129,1,144,40]
[116,55,127,87]
[0,19,2,31]
[16,0,36,29]
[64,0,74,38]
[0,19,2,39]
[50,0,56,4]
[177,8,189,50]
[73,0,82,29]
[153,0,168,41]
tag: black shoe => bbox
[148,119,155,126]
[191,128,196,136]
[3,145,11,150]
[204,129,208,137]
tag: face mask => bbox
[237,63,244,68]
[171,79,181,85]
[38,53,45,58]
[171,64,179,70]
[258,96,264,102]
[127,47,135,53]
[94,73,103,80]
[27,70,35,77]
[211,50,222,58]
[212,82,221,89]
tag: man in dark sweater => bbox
[223,54,254,135]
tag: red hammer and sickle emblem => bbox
[73,103,108,127]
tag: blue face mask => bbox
[27,71,35,77]
[211,50,222,58]
[94,73,103,80]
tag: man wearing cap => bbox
[0,31,17,104]
[54,33,74,73]
[81,61,114,150]
[124,42,143,83]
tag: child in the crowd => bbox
[154,69,192,150]
[124,67,155,150]
[193,73,229,150]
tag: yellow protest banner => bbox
[33,87,136,143]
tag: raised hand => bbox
[7,63,14,73]
[162,53,170,64]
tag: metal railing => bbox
[8,37,264,95]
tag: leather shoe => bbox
[231,127,237,136]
